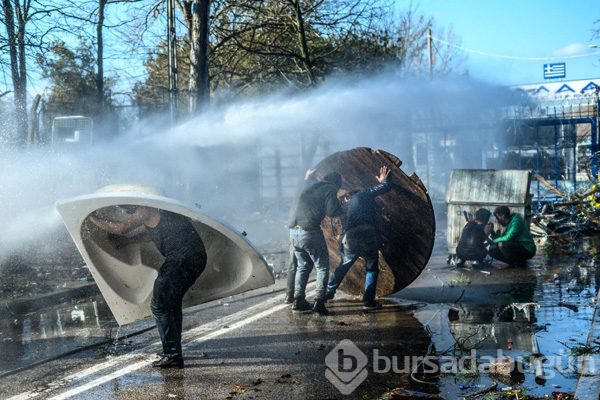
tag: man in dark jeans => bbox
[488,205,536,267]
[325,166,391,310]
[89,206,206,369]
[455,208,493,268]
[289,171,343,315]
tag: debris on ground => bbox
[464,381,497,398]
[530,175,600,251]
[486,356,524,380]
[557,302,579,312]
[0,251,89,300]
[380,387,443,399]
[275,374,300,384]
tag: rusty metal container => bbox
[312,147,436,297]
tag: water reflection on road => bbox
[406,251,599,398]
[0,296,116,375]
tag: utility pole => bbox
[427,28,433,79]
[167,0,178,125]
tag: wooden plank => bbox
[312,147,436,297]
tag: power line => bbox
[431,36,600,61]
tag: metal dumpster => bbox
[445,169,532,258]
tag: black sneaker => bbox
[152,354,184,369]
[292,298,312,312]
[312,300,329,315]
[363,300,383,311]
[284,294,294,304]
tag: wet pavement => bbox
[0,282,434,400]
[0,239,599,399]
[401,239,600,399]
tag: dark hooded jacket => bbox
[289,173,342,230]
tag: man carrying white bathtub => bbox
[88,206,206,369]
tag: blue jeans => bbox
[326,236,380,302]
[289,228,329,301]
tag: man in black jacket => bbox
[325,166,391,310]
[289,171,343,315]
[89,207,205,369]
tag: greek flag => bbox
[543,63,566,79]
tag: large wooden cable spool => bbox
[313,147,436,297]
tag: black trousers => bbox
[488,242,534,266]
[456,245,487,262]
[151,252,206,356]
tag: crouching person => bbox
[455,208,493,268]
[488,205,536,268]
[89,206,206,368]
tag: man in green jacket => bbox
[488,205,536,267]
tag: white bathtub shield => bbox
[56,187,275,325]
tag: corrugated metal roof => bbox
[446,169,531,205]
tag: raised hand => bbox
[304,168,315,181]
[376,166,390,183]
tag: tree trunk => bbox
[27,94,41,145]
[2,0,28,144]
[96,0,106,112]
[188,0,210,114]
[290,0,316,86]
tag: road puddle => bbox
[0,296,116,376]
[402,251,599,399]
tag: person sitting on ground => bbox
[455,208,493,268]
[325,166,392,310]
[88,206,206,369]
[488,205,536,267]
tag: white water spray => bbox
[0,72,523,262]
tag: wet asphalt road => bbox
[1,240,599,399]
[0,279,433,400]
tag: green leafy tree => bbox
[132,39,191,118]
[36,39,115,118]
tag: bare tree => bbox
[209,0,389,90]
[55,0,137,110]
[0,0,84,144]
[132,1,465,112]
[392,5,464,78]
[96,0,107,109]
[2,0,30,144]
